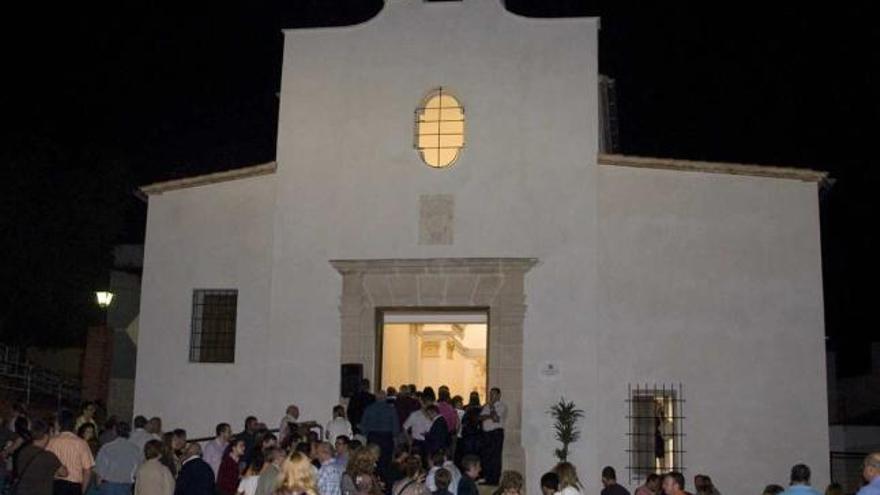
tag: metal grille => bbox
[626,383,686,483]
[189,289,237,363]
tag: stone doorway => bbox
[331,258,536,474]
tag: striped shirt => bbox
[47,431,95,484]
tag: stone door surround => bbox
[331,257,536,475]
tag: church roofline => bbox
[598,154,827,183]
[140,162,277,196]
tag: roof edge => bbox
[598,154,828,183]
[140,162,277,196]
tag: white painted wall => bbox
[270,1,599,486]
[134,175,276,436]
[597,166,828,494]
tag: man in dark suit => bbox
[175,443,216,495]
[423,404,450,459]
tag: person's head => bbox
[404,454,423,479]
[57,409,76,433]
[430,449,448,468]
[662,472,685,495]
[335,435,350,455]
[540,472,560,495]
[333,405,346,418]
[375,390,387,402]
[489,387,501,403]
[386,386,397,397]
[452,396,464,410]
[790,464,811,486]
[230,438,246,458]
[261,433,277,449]
[425,404,440,420]
[77,422,96,441]
[216,422,232,441]
[286,405,300,419]
[863,453,880,483]
[172,429,187,450]
[148,416,162,434]
[435,468,452,492]
[347,446,378,476]
[183,441,202,459]
[498,470,525,495]
[115,421,131,439]
[645,474,661,492]
[144,439,164,460]
[554,462,582,490]
[245,416,258,432]
[361,379,371,393]
[824,482,843,495]
[422,387,436,403]
[349,439,363,451]
[462,455,481,480]
[30,418,50,446]
[103,416,118,433]
[762,485,785,495]
[438,386,451,403]
[246,451,266,476]
[265,446,286,466]
[133,415,148,430]
[316,442,334,462]
[81,401,97,418]
[602,466,617,487]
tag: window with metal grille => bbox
[626,383,685,483]
[189,289,237,363]
[414,87,465,168]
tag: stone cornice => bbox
[140,162,277,196]
[330,258,538,275]
[598,153,828,183]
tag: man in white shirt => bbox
[202,423,231,479]
[325,405,353,443]
[403,402,432,453]
[129,416,159,453]
[479,387,507,485]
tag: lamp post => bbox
[81,291,114,408]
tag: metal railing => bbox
[0,342,81,408]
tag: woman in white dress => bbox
[237,454,265,495]
[553,462,584,495]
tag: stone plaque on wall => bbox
[419,194,454,245]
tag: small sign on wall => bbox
[539,361,561,380]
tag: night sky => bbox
[3,1,877,372]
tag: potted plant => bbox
[548,397,584,462]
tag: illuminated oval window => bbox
[414,88,465,168]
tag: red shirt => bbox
[216,454,240,495]
[436,402,459,433]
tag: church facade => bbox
[135,2,829,492]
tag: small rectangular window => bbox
[189,289,237,363]
[627,383,685,483]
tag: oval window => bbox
[414,88,465,168]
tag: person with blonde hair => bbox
[341,447,383,495]
[554,462,584,495]
[275,452,319,495]
[492,471,525,495]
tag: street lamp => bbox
[95,291,114,309]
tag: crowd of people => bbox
[0,386,878,495]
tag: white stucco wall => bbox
[271,0,599,486]
[134,174,276,436]
[597,165,828,494]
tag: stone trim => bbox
[331,258,537,475]
[140,162,277,196]
[598,153,828,183]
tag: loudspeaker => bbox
[341,363,363,398]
